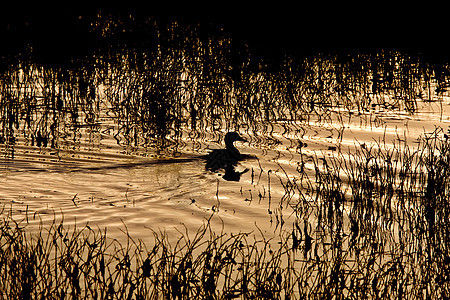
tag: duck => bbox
[205,132,248,173]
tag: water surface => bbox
[1,33,450,245]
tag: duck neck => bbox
[225,141,240,157]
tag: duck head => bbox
[224,132,246,147]
[223,131,246,159]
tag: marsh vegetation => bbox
[2,129,450,298]
[1,14,450,298]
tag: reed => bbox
[0,212,293,299]
[285,127,450,299]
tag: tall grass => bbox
[0,212,292,299]
[288,127,450,299]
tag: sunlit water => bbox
[1,89,449,244]
[1,46,449,247]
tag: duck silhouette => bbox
[205,132,250,181]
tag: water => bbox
[1,80,449,245]
[1,19,450,246]
[3,16,450,298]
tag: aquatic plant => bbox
[286,128,450,299]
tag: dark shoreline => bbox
[1,11,449,66]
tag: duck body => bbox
[205,132,246,172]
